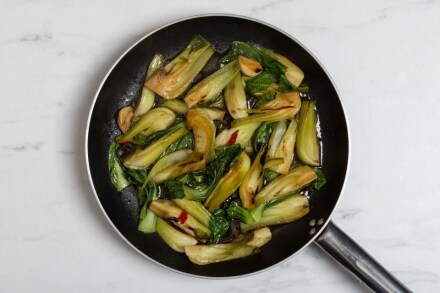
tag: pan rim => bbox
[84,12,351,279]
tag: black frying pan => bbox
[86,14,410,292]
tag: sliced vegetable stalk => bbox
[150,199,210,239]
[138,180,159,233]
[232,92,301,127]
[204,152,251,212]
[251,91,301,112]
[116,107,176,143]
[224,72,248,119]
[266,120,287,159]
[241,194,309,232]
[172,198,230,243]
[152,159,206,184]
[296,101,320,166]
[161,131,194,157]
[227,201,266,224]
[184,60,240,108]
[172,198,211,227]
[184,227,271,265]
[161,99,189,114]
[186,109,216,162]
[268,118,298,175]
[239,146,265,209]
[215,123,261,147]
[146,35,215,100]
[237,55,262,77]
[122,126,188,169]
[148,149,193,180]
[263,48,304,87]
[156,218,198,253]
[254,165,317,206]
[181,145,244,202]
[108,142,130,192]
[132,53,166,122]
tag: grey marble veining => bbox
[1,0,440,292]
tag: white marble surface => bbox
[1,0,440,292]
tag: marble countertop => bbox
[1,0,440,292]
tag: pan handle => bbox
[314,221,412,293]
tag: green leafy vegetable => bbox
[204,152,251,212]
[138,180,158,233]
[164,179,186,199]
[208,209,230,243]
[241,194,309,232]
[313,168,327,190]
[245,71,274,95]
[263,168,279,183]
[123,126,188,169]
[131,118,185,146]
[222,41,288,80]
[252,121,275,153]
[108,37,319,265]
[117,107,176,144]
[278,75,295,92]
[255,92,276,108]
[108,142,130,192]
[181,144,244,202]
[161,132,194,158]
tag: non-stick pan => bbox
[86,14,411,292]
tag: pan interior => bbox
[87,15,349,277]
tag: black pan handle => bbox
[314,221,412,293]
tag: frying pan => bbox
[86,14,411,292]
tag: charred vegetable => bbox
[254,165,317,206]
[117,107,176,143]
[239,146,265,209]
[122,126,188,169]
[146,35,214,100]
[184,227,271,265]
[187,108,217,162]
[108,142,130,192]
[215,123,260,148]
[224,72,248,119]
[132,53,166,122]
[204,152,251,212]
[184,60,240,107]
[232,91,301,127]
[296,101,320,166]
[150,199,211,239]
[108,36,324,265]
[137,180,159,233]
[241,194,309,232]
[156,218,198,252]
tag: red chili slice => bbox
[178,211,189,224]
[226,130,239,146]
[120,141,132,147]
